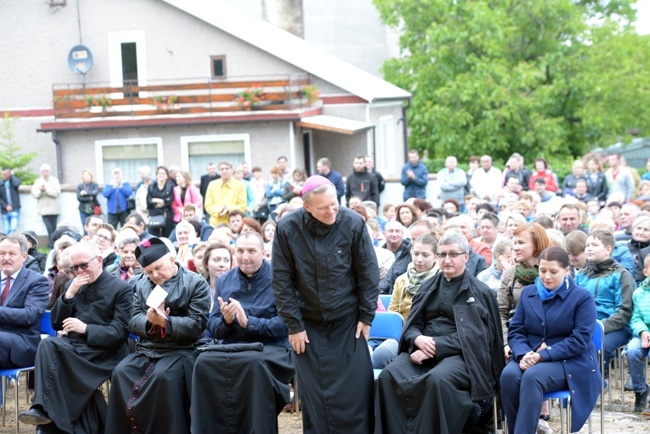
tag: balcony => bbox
[51,74,315,120]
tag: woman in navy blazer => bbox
[500,247,601,434]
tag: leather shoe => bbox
[18,407,52,426]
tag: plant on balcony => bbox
[153,95,178,111]
[301,85,320,106]
[85,95,111,112]
[234,86,265,110]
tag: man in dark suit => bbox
[0,233,49,369]
[199,162,220,219]
[0,168,22,235]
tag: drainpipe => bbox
[400,97,411,161]
[53,131,62,180]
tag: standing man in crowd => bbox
[346,155,379,206]
[277,156,292,182]
[365,155,385,196]
[438,156,467,211]
[19,242,132,433]
[0,167,21,234]
[471,155,502,203]
[401,150,428,201]
[102,168,133,231]
[273,176,379,433]
[316,157,345,204]
[30,163,61,248]
[204,161,247,227]
[107,237,211,433]
[503,153,532,191]
[199,163,219,217]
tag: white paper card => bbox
[146,285,168,317]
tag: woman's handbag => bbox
[147,214,166,229]
[93,204,103,215]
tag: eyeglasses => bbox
[95,234,112,242]
[437,252,466,259]
[71,256,98,273]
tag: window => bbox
[95,138,163,184]
[210,55,227,80]
[180,134,250,181]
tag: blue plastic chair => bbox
[369,311,403,380]
[543,320,604,434]
[379,294,392,311]
[0,310,57,433]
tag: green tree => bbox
[373,0,649,167]
[0,112,38,184]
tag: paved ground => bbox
[1,386,648,433]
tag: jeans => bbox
[604,326,632,371]
[1,210,19,234]
[626,337,649,392]
[79,210,92,235]
[371,338,399,369]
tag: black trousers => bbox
[42,215,58,248]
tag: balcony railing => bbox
[52,74,313,119]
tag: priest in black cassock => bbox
[375,233,505,434]
[273,176,379,433]
[19,242,132,434]
[191,231,294,433]
[105,237,211,434]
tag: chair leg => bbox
[1,376,5,427]
[14,373,19,434]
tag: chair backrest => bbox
[40,310,56,337]
[593,320,604,356]
[369,311,403,341]
[379,294,392,311]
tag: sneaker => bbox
[636,385,650,413]
[537,418,554,434]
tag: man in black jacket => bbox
[0,168,21,234]
[346,155,379,206]
[273,175,379,433]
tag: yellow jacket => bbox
[204,179,247,226]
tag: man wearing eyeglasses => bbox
[375,233,505,433]
[19,242,133,433]
[204,160,247,227]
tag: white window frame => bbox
[95,137,163,184]
[108,30,148,99]
[180,134,251,172]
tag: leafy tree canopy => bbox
[373,0,650,167]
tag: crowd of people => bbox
[0,150,649,433]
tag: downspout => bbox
[401,97,411,161]
[53,131,63,180]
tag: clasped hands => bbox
[218,297,248,329]
[411,335,436,365]
[147,301,170,327]
[519,342,546,371]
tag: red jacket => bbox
[529,169,558,192]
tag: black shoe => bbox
[539,414,550,421]
[634,384,650,413]
[18,407,52,426]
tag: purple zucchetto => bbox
[302,175,333,195]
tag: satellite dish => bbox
[67,45,93,75]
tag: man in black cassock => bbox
[273,175,379,433]
[105,237,211,434]
[191,231,294,433]
[19,242,132,434]
[375,233,505,434]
